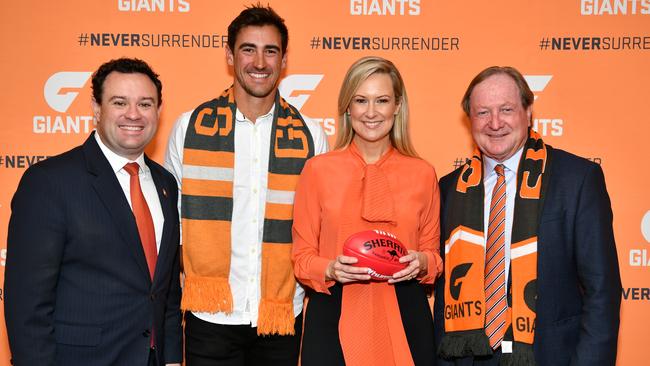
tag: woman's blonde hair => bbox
[334,56,419,157]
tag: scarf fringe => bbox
[256,299,295,336]
[181,275,233,313]
[500,343,535,366]
[438,331,493,359]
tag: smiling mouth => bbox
[119,125,144,131]
[363,121,383,128]
[249,72,270,79]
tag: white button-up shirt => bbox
[95,132,164,252]
[482,147,524,284]
[165,104,328,326]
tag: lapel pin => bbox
[162,188,168,197]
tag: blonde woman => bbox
[292,56,442,366]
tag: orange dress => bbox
[292,142,443,366]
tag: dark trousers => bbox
[185,312,303,366]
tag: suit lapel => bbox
[147,156,175,285]
[82,134,153,283]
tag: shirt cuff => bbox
[308,256,336,294]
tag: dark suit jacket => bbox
[4,133,182,366]
[434,146,621,366]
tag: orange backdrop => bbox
[1,1,648,364]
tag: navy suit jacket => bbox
[4,133,183,366]
[433,146,621,366]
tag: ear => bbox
[91,98,101,123]
[226,44,234,66]
[526,105,533,125]
[281,53,287,69]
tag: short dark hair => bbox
[227,3,288,54]
[91,57,162,106]
[461,66,534,117]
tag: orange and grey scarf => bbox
[180,87,314,335]
[438,129,550,365]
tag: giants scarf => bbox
[180,87,314,335]
[438,129,550,365]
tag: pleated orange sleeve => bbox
[292,158,336,294]
[417,166,443,284]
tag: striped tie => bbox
[485,164,508,349]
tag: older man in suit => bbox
[5,58,182,366]
[434,66,621,365]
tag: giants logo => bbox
[449,263,472,300]
[44,72,91,113]
[350,0,421,15]
[524,74,563,137]
[117,0,190,12]
[279,74,335,136]
[274,115,310,159]
[524,75,552,101]
[194,88,234,137]
[455,156,481,193]
[34,71,94,134]
[629,210,650,267]
[520,139,546,199]
[279,74,323,111]
[580,0,650,15]
[515,279,537,333]
[445,263,482,320]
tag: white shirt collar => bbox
[94,131,147,174]
[483,147,524,176]
[235,103,275,123]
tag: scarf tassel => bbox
[500,342,535,366]
[181,275,233,313]
[438,331,493,359]
[256,299,295,336]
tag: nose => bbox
[125,103,141,120]
[254,51,266,69]
[487,110,503,130]
[365,101,377,118]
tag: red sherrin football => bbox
[342,230,408,280]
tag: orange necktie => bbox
[123,162,157,280]
[484,164,508,349]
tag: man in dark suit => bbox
[434,66,621,365]
[4,58,182,366]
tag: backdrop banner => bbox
[1,1,648,364]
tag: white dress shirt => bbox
[164,104,329,326]
[482,147,524,284]
[94,132,164,252]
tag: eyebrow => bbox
[107,96,156,103]
[353,94,392,98]
[238,42,281,52]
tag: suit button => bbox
[142,329,151,337]
[150,293,156,301]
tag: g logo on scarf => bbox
[449,263,473,300]
[456,157,481,193]
[523,279,537,312]
[194,106,233,137]
[274,116,310,158]
[520,140,547,199]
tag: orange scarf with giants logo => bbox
[180,87,314,335]
[438,129,549,365]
